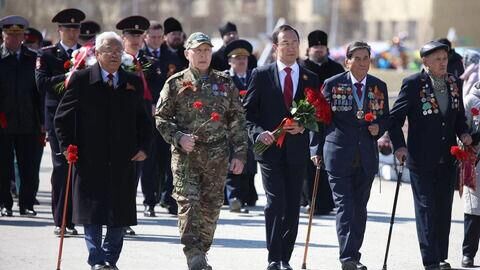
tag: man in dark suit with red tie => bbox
[244,24,319,270]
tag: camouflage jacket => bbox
[155,67,247,162]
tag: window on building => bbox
[376,21,383,40]
[408,20,417,41]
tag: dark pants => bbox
[328,167,374,262]
[158,136,174,208]
[260,161,305,263]
[409,164,455,266]
[463,214,480,259]
[0,133,37,210]
[49,132,73,227]
[138,131,161,207]
[225,173,248,202]
[304,163,334,213]
[84,224,124,267]
[33,134,45,200]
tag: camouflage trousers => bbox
[171,141,229,259]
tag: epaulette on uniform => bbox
[40,44,56,51]
[165,68,188,84]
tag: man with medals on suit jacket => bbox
[313,41,389,270]
[244,24,319,270]
[389,41,472,270]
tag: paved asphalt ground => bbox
[0,145,477,270]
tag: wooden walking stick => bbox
[301,162,322,270]
[56,144,78,270]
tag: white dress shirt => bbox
[277,60,299,97]
[100,68,119,88]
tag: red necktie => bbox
[107,73,114,88]
[355,82,363,98]
[283,67,293,108]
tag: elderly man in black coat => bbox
[54,31,152,270]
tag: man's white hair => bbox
[95,31,123,51]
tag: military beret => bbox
[52,8,85,28]
[0,15,28,34]
[224,39,252,58]
[420,41,449,58]
[116,16,149,35]
[80,20,101,41]
[219,21,237,37]
[163,17,182,35]
[308,30,328,47]
[24,27,43,44]
[185,32,213,50]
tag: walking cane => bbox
[381,156,405,270]
[301,161,322,270]
[56,145,78,270]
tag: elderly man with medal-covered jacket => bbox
[313,41,389,270]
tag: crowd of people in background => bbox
[0,6,479,270]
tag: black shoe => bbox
[66,226,78,235]
[1,207,13,217]
[439,261,451,269]
[167,204,178,215]
[91,264,109,270]
[229,198,242,212]
[124,226,135,235]
[34,198,40,205]
[144,205,156,217]
[424,264,440,270]
[19,208,37,217]
[281,261,293,270]
[266,261,282,270]
[342,260,367,270]
[462,256,474,268]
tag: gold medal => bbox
[356,110,364,119]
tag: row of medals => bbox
[331,93,366,119]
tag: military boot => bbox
[187,253,212,270]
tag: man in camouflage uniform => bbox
[155,32,247,270]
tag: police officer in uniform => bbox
[211,21,257,71]
[390,41,472,270]
[223,39,257,212]
[79,20,101,45]
[35,8,85,235]
[300,30,344,215]
[0,16,41,217]
[155,32,247,270]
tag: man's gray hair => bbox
[95,31,123,51]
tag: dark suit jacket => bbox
[0,44,41,134]
[35,43,79,131]
[54,63,152,226]
[389,70,468,171]
[244,62,319,164]
[300,58,344,85]
[321,71,389,177]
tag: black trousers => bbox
[328,166,374,262]
[49,132,74,227]
[463,213,480,259]
[260,161,305,263]
[138,131,161,207]
[304,163,334,213]
[409,164,455,266]
[225,173,248,202]
[0,133,38,210]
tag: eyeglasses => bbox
[99,49,123,55]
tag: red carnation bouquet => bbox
[253,87,331,155]
[451,145,477,196]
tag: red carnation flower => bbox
[0,112,7,129]
[471,107,480,116]
[192,100,203,110]
[63,60,71,70]
[67,152,78,163]
[305,87,319,104]
[210,112,221,122]
[239,90,247,97]
[67,144,78,155]
[284,118,295,126]
[365,112,376,122]
[450,146,468,160]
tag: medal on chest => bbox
[331,84,353,112]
